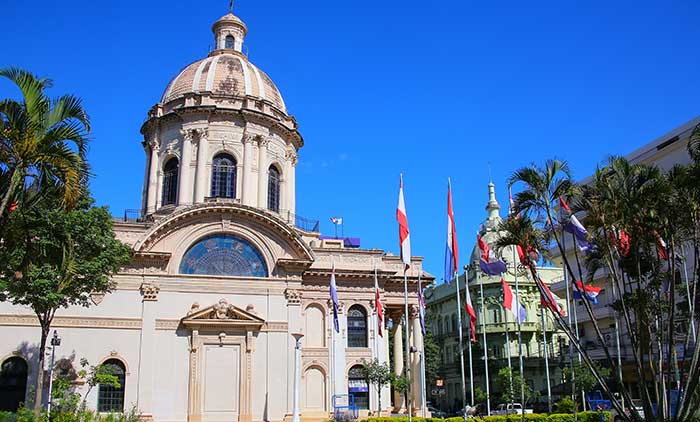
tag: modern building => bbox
[548,117,700,392]
[0,8,432,422]
[424,182,566,412]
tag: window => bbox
[162,158,179,206]
[267,165,281,212]
[489,306,502,324]
[451,314,458,333]
[348,365,369,410]
[0,356,28,411]
[179,234,268,277]
[347,305,368,348]
[225,35,235,49]
[97,359,126,413]
[211,153,237,198]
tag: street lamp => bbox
[47,330,61,417]
[291,332,304,422]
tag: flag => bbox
[330,217,343,225]
[559,197,592,253]
[330,265,340,333]
[477,234,507,275]
[655,231,668,260]
[516,244,539,267]
[610,226,631,257]
[464,277,477,342]
[444,179,459,283]
[374,267,383,337]
[397,175,411,270]
[508,187,520,218]
[539,278,566,317]
[502,278,527,324]
[572,281,602,305]
[418,275,426,335]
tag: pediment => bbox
[182,298,265,329]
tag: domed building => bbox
[0,9,431,422]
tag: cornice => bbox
[0,314,142,330]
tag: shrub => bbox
[555,397,575,414]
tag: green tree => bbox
[0,68,90,222]
[0,191,130,412]
[495,367,538,405]
[563,362,611,410]
[360,359,392,416]
[423,330,440,389]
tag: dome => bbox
[161,53,287,113]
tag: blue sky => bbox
[1,0,699,280]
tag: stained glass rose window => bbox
[179,234,268,277]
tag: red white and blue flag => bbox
[374,267,384,337]
[478,234,507,275]
[464,277,477,342]
[418,275,426,334]
[655,231,668,260]
[444,179,459,283]
[330,265,340,333]
[502,278,527,324]
[572,281,602,305]
[559,198,592,253]
[539,277,566,317]
[397,175,411,270]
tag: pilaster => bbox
[136,282,160,419]
[178,129,194,206]
[193,129,209,204]
[257,138,270,208]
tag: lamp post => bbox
[47,330,61,418]
[292,332,305,422]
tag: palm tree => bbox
[506,159,642,420]
[689,123,700,164]
[0,67,90,222]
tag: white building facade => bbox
[0,9,431,422]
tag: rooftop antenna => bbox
[487,161,493,183]
[229,0,234,13]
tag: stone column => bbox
[178,129,193,206]
[257,138,269,208]
[289,152,297,215]
[136,282,160,422]
[391,312,405,412]
[284,150,297,215]
[193,129,208,204]
[242,135,254,206]
[146,140,159,214]
[410,305,424,413]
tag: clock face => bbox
[179,234,268,277]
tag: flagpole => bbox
[476,263,491,416]
[403,269,413,422]
[418,272,427,418]
[610,265,625,412]
[503,294,515,409]
[681,244,697,342]
[453,270,468,422]
[330,257,336,416]
[512,249,525,421]
[561,230,578,417]
[464,267,475,408]
[541,306,552,413]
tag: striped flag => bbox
[374,267,384,337]
[502,278,527,324]
[444,179,459,283]
[418,275,426,334]
[397,175,411,270]
[538,277,566,317]
[330,265,340,332]
[464,276,477,342]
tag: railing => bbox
[116,209,145,223]
[285,210,320,233]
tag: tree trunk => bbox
[378,387,382,417]
[33,323,50,415]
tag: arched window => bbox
[211,153,237,198]
[225,35,235,49]
[0,356,28,411]
[267,165,281,212]
[451,314,457,333]
[162,158,179,206]
[489,306,502,324]
[347,305,367,348]
[180,234,268,277]
[348,365,369,410]
[97,359,126,413]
